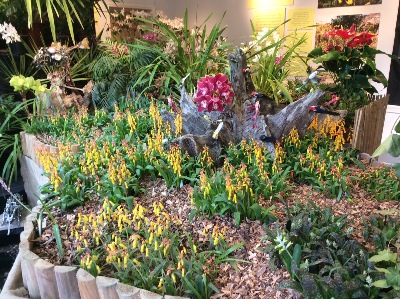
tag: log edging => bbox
[0,169,188,299]
[20,132,80,171]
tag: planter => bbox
[0,207,188,299]
[1,134,188,299]
[19,132,80,208]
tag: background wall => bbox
[101,0,399,86]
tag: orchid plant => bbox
[308,24,397,120]
[0,22,20,44]
[243,22,307,104]
[193,74,235,113]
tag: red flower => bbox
[194,74,235,112]
[347,32,375,48]
[142,33,159,41]
[336,24,356,39]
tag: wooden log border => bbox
[20,132,80,171]
[0,203,189,299]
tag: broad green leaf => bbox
[372,134,400,157]
[313,50,340,63]
[387,268,400,287]
[371,279,389,288]
[368,249,397,263]
[292,243,302,268]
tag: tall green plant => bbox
[0,98,40,184]
[131,8,232,96]
[91,41,159,107]
[246,21,307,103]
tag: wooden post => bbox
[54,266,80,299]
[76,269,100,299]
[21,250,40,299]
[20,131,27,156]
[139,289,162,299]
[34,258,60,299]
[116,282,140,299]
[96,276,119,299]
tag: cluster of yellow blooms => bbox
[300,144,344,180]
[127,111,137,134]
[174,113,182,136]
[222,161,253,204]
[308,115,350,151]
[166,146,182,177]
[108,158,131,188]
[80,139,104,176]
[147,101,170,155]
[273,141,286,174]
[199,146,214,168]
[199,169,212,198]
[37,142,74,192]
[69,197,190,280]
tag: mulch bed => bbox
[31,162,400,299]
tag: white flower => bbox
[133,10,150,18]
[273,31,280,43]
[274,233,292,253]
[0,22,21,44]
[365,275,372,288]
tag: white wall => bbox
[103,0,398,87]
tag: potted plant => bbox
[307,23,397,124]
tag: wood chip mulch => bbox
[31,162,400,299]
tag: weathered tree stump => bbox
[161,47,324,156]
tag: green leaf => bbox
[375,267,391,274]
[368,249,397,263]
[188,209,197,222]
[371,279,389,289]
[372,134,400,157]
[125,196,134,212]
[292,243,302,268]
[373,209,398,216]
[53,224,64,258]
[387,268,400,287]
[307,47,324,59]
[234,212,241,227]
[313,50,340,63]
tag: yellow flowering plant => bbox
[69,198,243,297]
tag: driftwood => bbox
[161,47,324,155]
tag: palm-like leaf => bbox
[24,0,120,43]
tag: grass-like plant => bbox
[245,21,307,103]
[131,8,232,97]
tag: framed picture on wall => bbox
[318,0,382,8]
[97,2,155,42]
[315,13,381,49]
